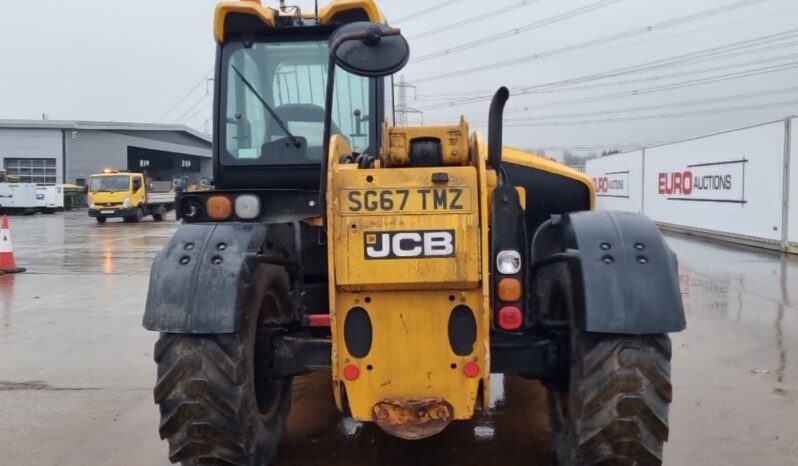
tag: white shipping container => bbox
[643,121,786,243]
[584,150,644,214]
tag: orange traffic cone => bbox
[0,215,25,274]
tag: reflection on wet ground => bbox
[1,213,797,466]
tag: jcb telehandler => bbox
[144,1,685,465]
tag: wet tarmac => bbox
[1,212,796,465]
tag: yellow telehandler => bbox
[144,2,685,465]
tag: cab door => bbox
[131,175,145,205]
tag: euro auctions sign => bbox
[657,158,747,204]
[593,170,630,198]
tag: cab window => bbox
[222,38,373,166]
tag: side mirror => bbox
[319,22,409,230]
[330,22,409,78]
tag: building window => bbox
[4,158,58,184]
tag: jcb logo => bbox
[364,230,455,259]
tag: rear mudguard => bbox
[531,211,685,334]
[143,223,270,334]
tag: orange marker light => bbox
[498,306,523,330]
[497,277,522,302]
[463,361,480,378]
[343,364,360,381]
[207,195,233,220]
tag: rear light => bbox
[343,364,360,381]
[463,361,480,378]
[308,314,331,327]
[496,250,521,274]
[207,195,233,220]
[497,277,522,302]
[234,194,261,219]
[497,306,523,330]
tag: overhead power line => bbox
[501,61,798,111]
[180,100,213,124]
[503,98,798,127]
[528,3,798,67]
[411,0,621,63]
[423,60,798,124]
[393,0,463,24]
[413,0,776,83]
[456,85,798,123]
[422,44,798,109]
[414,28,798,110]
[154,69,212,122]
[408,0,545,40]
[417,29,798,101]
[174,93,211,123]
[483,61,798,116]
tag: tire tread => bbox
[578,335,671,465]
[551,334,673,466]
[154,334,256,465]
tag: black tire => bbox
[153,206,165,222]
[124,207,144,223]
[542,263,673,466]
[154,265,293,465]
[96,216,106,224]
[548,331,672,466]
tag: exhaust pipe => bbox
[487,86,510,172]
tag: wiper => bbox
[230,65,302,148]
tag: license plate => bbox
[339,188,472,214]
[100,210,114,214]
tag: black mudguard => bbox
[531,211,686,334]
[143,223,269,334]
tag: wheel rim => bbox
[253,289,289,423]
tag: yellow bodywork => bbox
[326,125,493,435]
[214,0,385,42]
[502,144,596,210]
[325,123,592,437]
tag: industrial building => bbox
[0,120,212,186]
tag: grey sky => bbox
[1,0,796,155]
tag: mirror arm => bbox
[319,26,403,232]
[319,47,338,233]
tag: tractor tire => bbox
[547,332,672,466]
[96,216,106,224]
[153,265,293,465]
